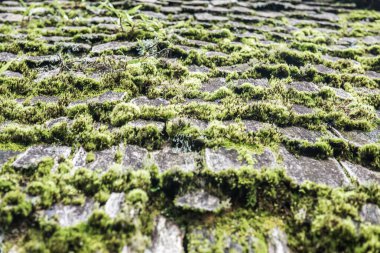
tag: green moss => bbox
[126,189,149,205]
[284,140,333,159]
[187,210,269,253]
[23,241,49,253]
[359,144,380,171]
[291,42,319,53]
[114,149,123,163]
[47,228,93,253]
[129,170,152,190]
[0,142,28,151]
[85,152,95,164]
[35,157,55,177]
[1,2,380,252]
[100,168,126,192]
[0,176,18,194]
[110,103,140,127]
[204,87,234,101]
[115,124,164,151]
[139,105,176,121]
[26,179,58,208]
[253,63,292,79]
[71,168,100,195]
[94,190,110,204]
[357,225,380,253]
[275,49,321,67]
[232,83,267,100]
[0,191,32,227]
[88,210,112,230]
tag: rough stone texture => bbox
[175,190,223,212]
[0,13,23,23]
[91,41,136,54]
[152,148,199,173]
[234,78,270,88]
[130,96,169,107]
[72,147,87,169]
[105,192,125,219]
[41,36,72,43]
[205,147,248,172]
[0,150,20,167]
[200,77,226,92]
[88,91,127,104]
[288,82,320,93]
[341,161,380,185]
[0,52,18,62]
[87,146,119,172]
[188,226,259,253]
[204,51,229,58]
[279,126,326,143]
[279,147,350,187]
[25,55,61,67]
[291,104,315,115]
[45,199,95,227]
[314,64,336,75]
[362,36,380,45]
[45,117,71,129]
[12,146,71,170]
[243,120,272,132]
[1,70,23,78]
[29,95,59,105]
[56,42,91,53]
[195,13,229,22]
[188,65,211,73]
[149,216,184,253]
[122,145,149,170]
[252,148,278,169]
[34,68,61,83]
[217,63,251,74]
[268,227,292,253]
[331,87,353,100]
[360,204,380,225]
[1,0,380,251]
[339,128,380,146]
[366,71,380,79]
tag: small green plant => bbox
[99,0,141,32]
[51,0,68,21]
[97,0,162,40]
[137,37,159,57]
[0,59,14,76]
[19,0,38,27]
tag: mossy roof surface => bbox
[0,0,380,252]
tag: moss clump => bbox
[47,228,93,253]
[359,144,380,171]
[126,189,149,205]
[35,157,55,177]
[71,168,100,195]
[85,152,95,164]
[26,180,59,208]
[276,49,321,67]
[284,140,333,159]
[110,103,140,127]
[116,124,163,150]
[0,191,32,227]
[253,64,292,79]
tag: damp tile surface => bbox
[0,0,380,252]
